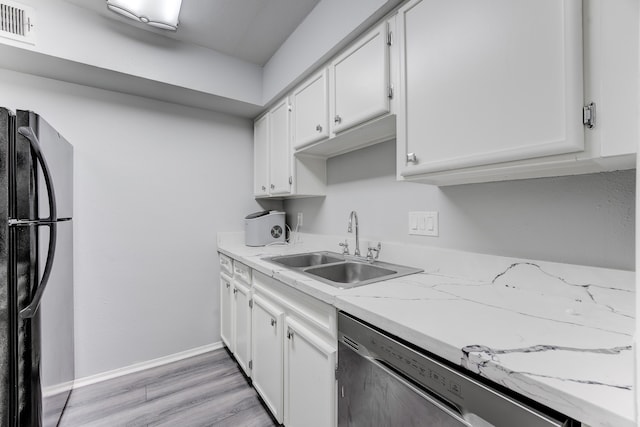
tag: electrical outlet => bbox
[408,211,438,236]
[297,212,303,227]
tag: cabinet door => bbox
[253,114,269,197]
[220,275,233,351]
[331,22,390,134]
[251,295,284,423]
[268,99,292,195]
[232,281,252,377]
[398,0,584,177]
[284,317,336,427]
[292,69,329,150]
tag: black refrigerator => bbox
[0,108,74,426]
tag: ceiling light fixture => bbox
[106,0,183,31]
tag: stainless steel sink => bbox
[305,262,396,284]
[268,252,344,268]
[263,251,422,289]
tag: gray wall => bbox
[0,69,263,379]
[285,140,635,271]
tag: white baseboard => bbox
[73,341,224,389]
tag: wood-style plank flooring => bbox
[59,348,278,427]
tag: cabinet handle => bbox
[233,288,238,295]
[286,327,294,340]
[334,115,342,124]
[316,124,322,132]
[261,185,266,191]
[226,282,230,289]
[407,153,417,164]
[270,318,276,327]
[270,184,275,189]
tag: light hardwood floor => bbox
[59,348,278,427]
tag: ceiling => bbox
[64,0,322,65]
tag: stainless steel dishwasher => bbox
[337,313,579,427]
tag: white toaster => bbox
[244,211,286,246]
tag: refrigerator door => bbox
[17,111,73,221]
[35,220,74,427]
[9,110,74,427]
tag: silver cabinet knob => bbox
[316,124,322,132]
[261,185,266,191]
[270,318,276,327]
[286,327,294,339]
[226,282,230,289]
[407,153,417,163]
[270,184,275,189]
[334,115,342,124]
[233,288,238,295]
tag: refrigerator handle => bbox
[16,126,59,319]
[20,223,57,319]
[17,126,58,221]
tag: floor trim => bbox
[73,342,224,389]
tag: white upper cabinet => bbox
[254,98,326,199]
[331,21,391,134]
[292,69,330,150]
[397,0,585,183]
[268,99,293,196]
[253,114,270,197]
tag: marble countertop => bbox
[217,232,635,427]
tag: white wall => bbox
[285,140,635,271]
[0,68,266,378]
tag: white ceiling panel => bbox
[64,0,321,65]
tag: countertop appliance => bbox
[244,210,285,246]
[337,312,578,427]
[0,108,74,427]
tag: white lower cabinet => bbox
[251,294,285,423]
[232,280,252,377]
[219,257,337,427]
[284,317,337,427]
[219,274,233,351]
[250,270,337,427]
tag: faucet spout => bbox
[348,211,360,257]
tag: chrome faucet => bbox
[347,211,360,257]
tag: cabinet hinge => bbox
[388,85,394,99]
[387,31,392,46]
[289,176,293,185]
[249,360,253,369]
[249,299,253,308]
[335,365,340,380]
[583,102,596,129]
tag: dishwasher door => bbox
[337,312,575,427]
[338,340,469,427]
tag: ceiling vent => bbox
[0,0,35,45]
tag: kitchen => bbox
[0,0,636,426]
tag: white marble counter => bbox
[217,232,635,427]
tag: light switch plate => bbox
[408,211,439,236]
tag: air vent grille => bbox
[0,1,35,44]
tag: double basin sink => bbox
[264,251,423,289]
